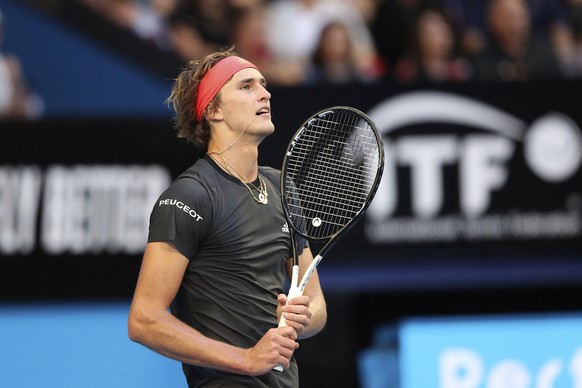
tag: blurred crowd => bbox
[77,0,582,85]
[2,0,582,120]
[0,9,43,120]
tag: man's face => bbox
[216,67,274,141]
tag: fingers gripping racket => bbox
[274,106,384,371]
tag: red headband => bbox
[195,56,257,122]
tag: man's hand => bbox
[277,293,312,339]
[244,326,299,375]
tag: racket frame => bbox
[282,105,384,257]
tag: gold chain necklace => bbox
[207,152,269,205]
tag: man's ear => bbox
[207,106,224,122]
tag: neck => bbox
[207,115,266,182]
[208,143,259,183]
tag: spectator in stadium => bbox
[166,12,218,62]
[472,0,561,81]
[305,20,381,85]
[370,0,426,74]
[567,0,582,36]
[0,9,43,119]
[78,0,177,50]
[444,0,576,76]
[230,3,305,85]
[393,7,472,83]
[562,0,582,77]
[178,0,236,48]
[265,0,378,85]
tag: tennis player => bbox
[128,46,327,387]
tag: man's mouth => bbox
[256,107,270,116]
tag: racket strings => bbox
[284,111,381,239]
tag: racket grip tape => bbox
[277,265,301,328]
[274,265,301,372]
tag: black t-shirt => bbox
[148,156,299,388]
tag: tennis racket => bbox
[274,106,384,371]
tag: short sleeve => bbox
[147,177,211,260]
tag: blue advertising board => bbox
[0,302,185,388]
[399,314,582,388]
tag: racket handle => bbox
[273,257,323,372]
[278,265,301,328]
[274,265,301,372]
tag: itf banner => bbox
[365,91,581,246]
[266,81,582,259]
[400,314,582,388]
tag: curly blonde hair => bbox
[166,46,238,153]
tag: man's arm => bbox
[280,246,327,339]
[128,241,299,375]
